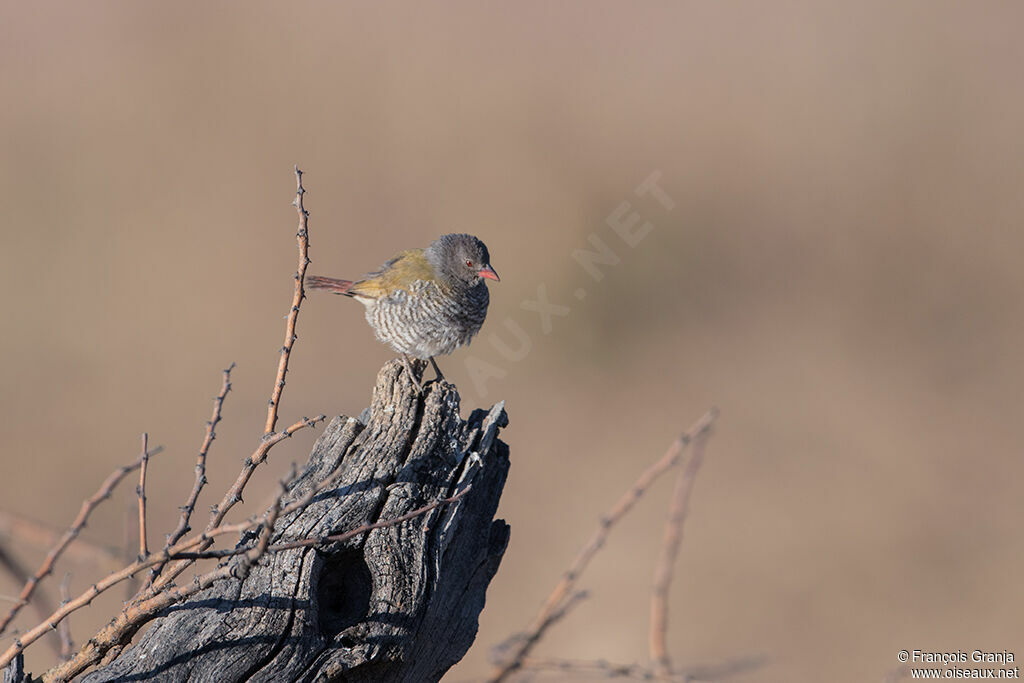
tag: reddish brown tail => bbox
[305,275,355,295]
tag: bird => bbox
[306,233,499,391]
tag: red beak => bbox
[478,265,500,281]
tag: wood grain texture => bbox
[75,359,510,683]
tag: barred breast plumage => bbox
[365,279,490,359]
[306,233,499,391]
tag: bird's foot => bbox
[401,354,427,394]
[429,357,446,385]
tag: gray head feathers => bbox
[425,233,497,287]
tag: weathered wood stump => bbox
[72,360,509,682]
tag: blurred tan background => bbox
[2,2,1023,681]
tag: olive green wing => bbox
[348,249,435,298]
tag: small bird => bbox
[306,233,499,391]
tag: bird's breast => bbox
[363,280,489,358]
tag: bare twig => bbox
[265,166,311,435]
[488,409,718,683]
[491,589,589,656]
[171,432,358,549]
[146,362,234,587]
[208,416,325,530]
[168,362,234,548]
[44,473,290,682]
[0,545,62,659]
[6,420,403,672]
[57,574,72,661]
[122,503,137,600]
[146,415,326,596]
[136,434,150,561]
[2,478,289,671]
[1,169,331,676]
[0,444,162,636]
[148,167,317,595]
[36,478,462,680]
[520,656,687,681]
[650,422,714,674]
[0,513,118,566]
[520,654,764,682]
[3,519,268,668]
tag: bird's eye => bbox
[466,259,474,267]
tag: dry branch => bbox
[0,546,62,660]
[143,362,234,590]
[0,513,118,567]
[66,361,509,682]
[2,169,511,683]
[136,434,150,562]
[56,575,72,662]
[0,365,509,680]
[650,420,714,674]
[146,167,318,599]
[162,362,234,552]
[489,409,718,682]
[520,654,765,682]
[0,444,163,637]
[264,166,310,435]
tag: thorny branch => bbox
[24,482,468,681]
[144,416,325,598]
[488,409,719,683]
[136,434,150,562]
[265,165,311,435]
[649,421,714,675]
[0,546,62,659]
[0,444,163,636]
[146,167,319,598]
[0,167,333,681]
[150,361,235,583]
[42,473,291,682]
[1,426,330,670]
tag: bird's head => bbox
[428,233,500,286]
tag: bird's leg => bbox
[401,353,425,393]
[429,357,445,384]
